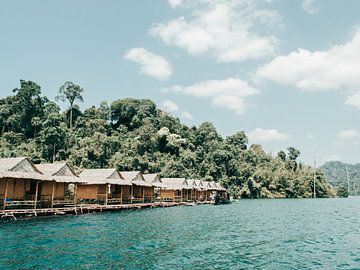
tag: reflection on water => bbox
[1,198,360,269]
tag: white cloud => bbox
[153,0,280,62]
[302,0,319,14]
[181,111,193,119]
[161,100,193,120]
[162,100,179,112]
[248,128,289,142]
[257,30,360,108]
[163,78,259,114]
[124,48,172,80]
[345,93,360,109]
[338,129,359,140]
[168,0,184,8]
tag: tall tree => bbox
[56,82,84,129]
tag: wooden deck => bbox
[0,201,189,220]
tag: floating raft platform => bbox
[0,201,193,221]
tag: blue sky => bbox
[1,0,360,165]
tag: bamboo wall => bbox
[133,186,143,198]
[144,187,153,197]
[77,184,99,200]
[41,182,66,199]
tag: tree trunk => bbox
[53,143,56,163]
[70,106,73,130]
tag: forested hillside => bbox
[0,80,335,198]
[321,161,360,196]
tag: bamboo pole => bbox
[105,184,109,206]
[120,185,123,204]
[34,181,39,209]
[3,178,9,210]
[180,190,183,202]
[73,183,77,206]
[51,182,55,208]
[142,186,145,203]
[130,185,133,204]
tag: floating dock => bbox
[0,201,192,221]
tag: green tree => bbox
[56,81,84,129]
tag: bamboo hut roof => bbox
[161,178,192,190]
[0,157,42,174]
[0,157,53,181]
[79,169,131,185]
[143,173,166,188]
[186,179,203,191]
[35,163,84,183]
[215,182,226,191]
[201,181,211,190]
[120,171,152,187]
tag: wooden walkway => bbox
[0,202,185,221]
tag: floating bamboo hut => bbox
[120,171,153,203]
[143,173,165,201]
[161,178,192,202]
[78,169,132,205]
[35,163,85,208]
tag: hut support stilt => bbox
[34,181,39,209]
[130,185,133,204]
[51,182,55,208]
[105,184,109,206]
[142,187,145,203]
[120,186,123,204]
[3,178,9,210]
[73,184,77,205]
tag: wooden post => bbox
[105,184,109,206]
[51,182,55,208]
[34,181,39,209]
[3,178,9,210]
[73,183,77,206]
[142,186,145,203]
[130,185,133,204]
[120,186,123,204]
[180,190,183,202]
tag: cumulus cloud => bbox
[163,78,259,114]
[257,30,360,109]
[161,100,193,120]
[181,111,193,120]
[124,48,172,80]
[161,100,179,112]
[345,93,360,109]
[247,128,289,142]
[338,129,359,140]
[153,0,280,62]
[302,0,319,14]
[168,0,184,8]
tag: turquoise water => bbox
[1,198,360,269]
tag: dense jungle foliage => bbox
[321,161,360,196]
[0,80,335,198]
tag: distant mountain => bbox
[321,161,360,195]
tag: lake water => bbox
[1,198,360,269]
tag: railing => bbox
[3,200,38,209]
[107,198,123,205]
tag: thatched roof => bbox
[215,182,226,191]
[161,178,192,190]
[0,157,53,181]
[143,173,165,188]
[80,169,131,185]
[120,171,152,187]
[35,163,84,183]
